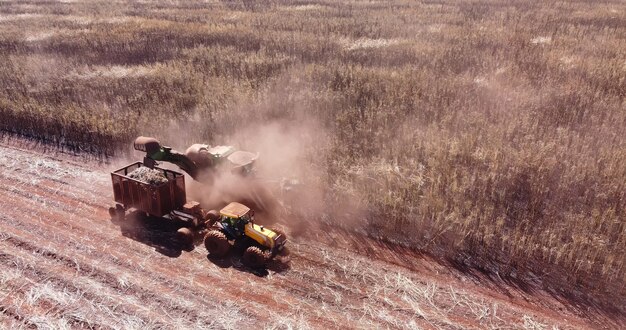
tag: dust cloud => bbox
[134,68,339,234]
[182,119,329,232]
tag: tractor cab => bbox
[218,202,253,238]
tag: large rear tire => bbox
[204,230,230,257]
[176,228,194,251]
[243,246,268,268]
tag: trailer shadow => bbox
[111,210,291,275]
[112,210,187,258]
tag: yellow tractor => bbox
[204,202,287,267]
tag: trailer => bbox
[108,162,215,250]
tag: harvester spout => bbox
[134,136,162,155]
[133,136,200,179]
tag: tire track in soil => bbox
[0,262,103,329]
[1,152,434,327]
[0,277,105,329]
[0,232,214,328]
[0,290,35,329]
[0,178,360,328]
[0,184,424,328]
[0,159,410,321]
[0,184,290,325]
[0,215,267,328]
[0,213,365,328]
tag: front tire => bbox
[278,246,290,257]
[243,246,268,268]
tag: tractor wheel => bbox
[176,228,194,251]
[273,228,287,238]
[204,210,219,228]
[204,230,230,257]
[278,245,291,257]
[243,246,268,268]
[271,228,289,256]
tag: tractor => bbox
[204,202,288,267]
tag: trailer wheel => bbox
[108,207,116,220]
[109,205,124,224]
[243,246,268,268]
[204,230,230,257]
[176,228,194,251]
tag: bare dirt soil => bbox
[0,141,620,329]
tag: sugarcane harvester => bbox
[133,136,258,179]
[133,136,286,213]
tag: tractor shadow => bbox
[111,210,291,275]
[112,210,189,258]
[206,247,291,277]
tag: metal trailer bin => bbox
[111,162,186,217]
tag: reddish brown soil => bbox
[0,141,621,329]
